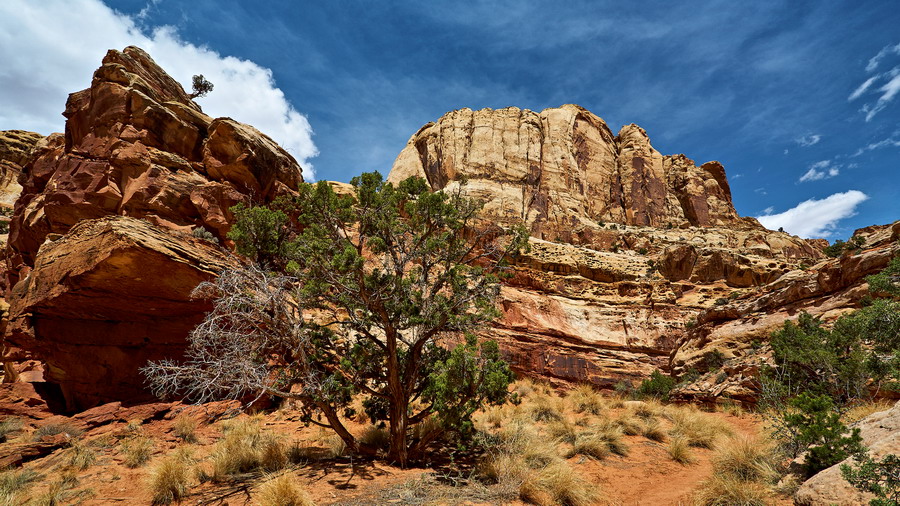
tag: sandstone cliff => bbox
[0,130,43,210]
[2,47,303,409]
[388,106,823,388]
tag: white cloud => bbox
[0,0,317,179]
[798,160,840,182]
[849,75,878,101]
[866,42,900,72]
[853,131,900,156]
[757,190,869,238]
[794,134,821,147]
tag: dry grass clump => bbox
[528,394,564,422]
[32,422,83,441]
[712,435,777,483]
[122,435,154,468]
[173,413,198,443]
[32,472,79,506]
[479,421,599,506]
[842,399,894,424]
[211,416,289,479]
[692,474,770,506]
[65,440,97,470]
[568,384,606,415]
[666,408,732,448]
[359,425,391,450]
[257,473,315,506]
[616,413,644,436]
[148,448,192,505]
[693,435,777,505]
[546,418,577,444]
[0,417,23,442]
[667,435,693,464]
[642,418,667,442]
[0,468,39,505]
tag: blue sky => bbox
[1,1,898,239]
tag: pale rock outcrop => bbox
[0,130,43,209]
[389,105,823,387]
[794,401,900,505]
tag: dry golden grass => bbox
[642,418,667,442]
[616,413,645,436]
[546,418,577,444]
[65,440,97,470]
[324,434,346,459]
[528,393,564,422]
[568,384,606,415]
[173,413,198,443]
[0,468,39,505]
[257,473,315,506]
[692,474,770,506]
[211,416,289,479]
[121,435,154,468]
[842,399,894,425]
[667,434,693,464]
[359,425,391,450]
[666,408,733,448]
[712,435,777,483]
[0,417,22,442]
[32,472,78,506]
[148,449,192,505]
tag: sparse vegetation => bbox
[65,440,97,470]
[148,449,192,505]
[841,452,900,506]
[637,370,676,400]
[667,435,693,464]
[0,468,39,505]
[0,417,22,442]
[210,416,289,479]
[257,473,315,506]
[121,435,154,468]
[173,413,198,443]
[32,422,83,441]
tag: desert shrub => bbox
[867,253,900,297]
[713,435,777,483]
[0,469,39,505]
[614,380,636,398]
[32,422,82,441]
[359,425,391,451]
[714,297,728,306]
[0,417,22,442]
[637,370,676,400]
[257,473,315,506]
[785,393,864,476]
[685,318,697,330]
[191,227,219,244]
[173,413,198,443]
[824,240,847,258]
[122,436,154,468]
[841,452,900,506]
[65,440,97,470]
[638,247,648,255]
[211,417,288,479]
[693,474,770,506]
[667,435,693,464]
[149,449,192,505]
[568,384,605,415]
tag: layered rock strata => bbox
[389,105,823,387]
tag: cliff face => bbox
[389,105,824,388]
[0,130,43,210]
[2,47,303,410]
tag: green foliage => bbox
[149,172,527,467]
[841,453,900,506]
[226,203,289,266]
[190,74,213,98]
[784,393,864,476]
[867,252,900,297]
[824,240,847,258]
[714,297,729,306]
[638,247,648,255]
[637,370,676,400]
[702,349,727,371]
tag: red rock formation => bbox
[2,47,303,410]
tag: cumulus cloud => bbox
[757,190,869,238]
[0,0,317,178]
[849,43,900,122]
[798,160,840,182]
[794,134,821,147]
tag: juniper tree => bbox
[143,172,527,466]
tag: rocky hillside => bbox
[388,105,825,389]
[1,47,303,410]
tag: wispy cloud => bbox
[795,134,821,147]
[850,42,900,122]
[866,42,900,72]
[852,131,900,156]
[757,190,869,238]
[798,160,840,182]
[0,0,318,178]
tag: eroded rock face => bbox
[671,222,900,404]
[0,130,43,209]
[794,401,900,505]
[388,106,823,387]
[2,46,302,409]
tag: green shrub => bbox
[841,452,900,506]
[638,371,676,400]
[785,393,864,476]
[824,240,847,258]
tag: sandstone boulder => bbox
[794,401,900,505]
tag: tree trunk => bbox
[387,397,409,466]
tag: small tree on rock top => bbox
[143,172,528,466]
[190,74,213,98]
